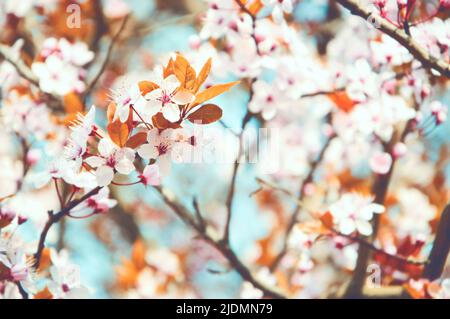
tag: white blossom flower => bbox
[85,138,135,186]
[329,193,385,236]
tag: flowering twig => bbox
[344,103,421,297]
[84,15,129,96]
[271,114,334,271]
[0,44,39,86]
[255,177,425,266]
[33,187,101,269]
[223,110,253,244]
[335,0,450,78]
[153,186,286,299]
[332,230,427,266]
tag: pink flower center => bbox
[159,91,172,106]
[157,144,169,156]
[62,284,70,293]
[106,155,116,167]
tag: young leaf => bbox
[106,102,117,123]
[152,112,181,130]
[190,81,240,108]
[63,92,84,114]
[187,104,223,124]
[193,58,212,93]
[125,131,148,149]
[249,0,264,15]
[163,57,175,78]
[174,54,196,90]
[138,80,159,96]
[108,109,132,147]
[319,211,334,229]
[327,91,356,113]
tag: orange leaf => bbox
[174,54,196,90]
[193,58,212,93]
[37,248,52,273]
[297,220,331,236]
[163,57,175,78]
[187,104,222,124]
[191,81,240,108]
[327,91,357,113]
[34,287,53,299]
[131,240,146,271]
[106,102,117,123]
[152,113,181,130]
[319,211,334,229]
[125,131,148,149]
[138,80,159,96]
[249,0,264,15]
[63,92,84,114]
[107,109,132,147]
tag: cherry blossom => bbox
[143,74,194,123]
[329,193,385,236]
[85,138,136,187]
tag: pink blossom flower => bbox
[139,165,161,186]
[369,151,392,175]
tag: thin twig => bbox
[33,187,101,269]
[84,15,129,96]
[223,110,253,244]
[271,114,334,271]
[333,230,427,266]
[335,0,450,78]
[153,186,285,299]
[255,177,426,266]
[0,44,39,86]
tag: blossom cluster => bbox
[0,0,449,299]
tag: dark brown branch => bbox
[335,0,450,78]
[423,204,450,280]
[334,230,427,266]
[153,186,286,299]
[344,110,419,298]
[33,187,101,269]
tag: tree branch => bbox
[335,0,450,78]
[344,109,420,298]
[84,15,129,97]
[0,43,39,86]
[33,187,101,269]
[153,186,286,299]
[423,204,450,280]
[223,110,253,244]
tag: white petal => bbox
[172,90,195,105]
[272,6,284,24]
[162,103,180,123]
[137,144,158,159]
[339,219,356,235]
[356,220,373,236]
[142,165,161,186]
[85,156,105,168]
[98,138,116,157]
[115,159,134,175]
[282,0,293,13]
[162,75,180,92]
[95,166,114,187]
